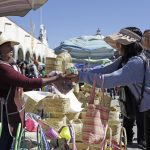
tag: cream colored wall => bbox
[0,17,55,63]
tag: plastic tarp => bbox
[23,89,83,113]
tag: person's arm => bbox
[42,74,64,86]
[88,56,122,74]
[0,64,63,89]
[79,56,144,88]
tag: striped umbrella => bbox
[0,0,47,17]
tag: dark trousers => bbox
[123,111,144,143]
[144,110,150,150]
[0,108,13,150]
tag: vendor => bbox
[0,33,66,150]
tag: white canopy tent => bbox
[0,0,47,17]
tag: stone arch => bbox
[38,56,41,62]
[42,57,45,63]
[25,51,31,63]
[17,48,24,61]
[33,53,36,60]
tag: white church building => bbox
[0,17,55,63]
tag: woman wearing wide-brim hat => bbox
[0,33,66,150]
[66,27,148,149]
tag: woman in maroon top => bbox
[0,34,65,150]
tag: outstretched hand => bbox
[65,74,79,83]
[48,70,62,77]
[52,74,73,94]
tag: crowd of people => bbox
[15,59,46,79]
[0,27,150,150]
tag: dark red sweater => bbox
[0,63,43,98]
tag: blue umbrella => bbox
[55,35,116,64]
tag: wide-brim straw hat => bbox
[0,32,19,47]
[104,28,141,49]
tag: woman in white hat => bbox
[0,33,66,150]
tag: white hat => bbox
[0,32,19,46]
[104,28,141,49]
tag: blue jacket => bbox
[79,51,150,112]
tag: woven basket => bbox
[81,83,92,93]
[108,120,121,143]
[65,63,74,69]
[34,95,70,114]
[70,143,89,150]
[41,117,66,131]
[66,112,80,120]
[99,91,112,108]
[79,111,87,119]
[108,120,121,133]
[75,91,87,103]
[89,145,101,150]
[109,109,120,121]
[25,98,38,112]
[73,83,80,93]
[46,57,63,65]
[70,119,83,142]
[57,52,72,63]
[45,66,63,74]
[113,134,120,144]
[57,52,72,73]
[50,112,66,118]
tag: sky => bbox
[10,0,150,49]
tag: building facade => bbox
[0,17,55,63]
